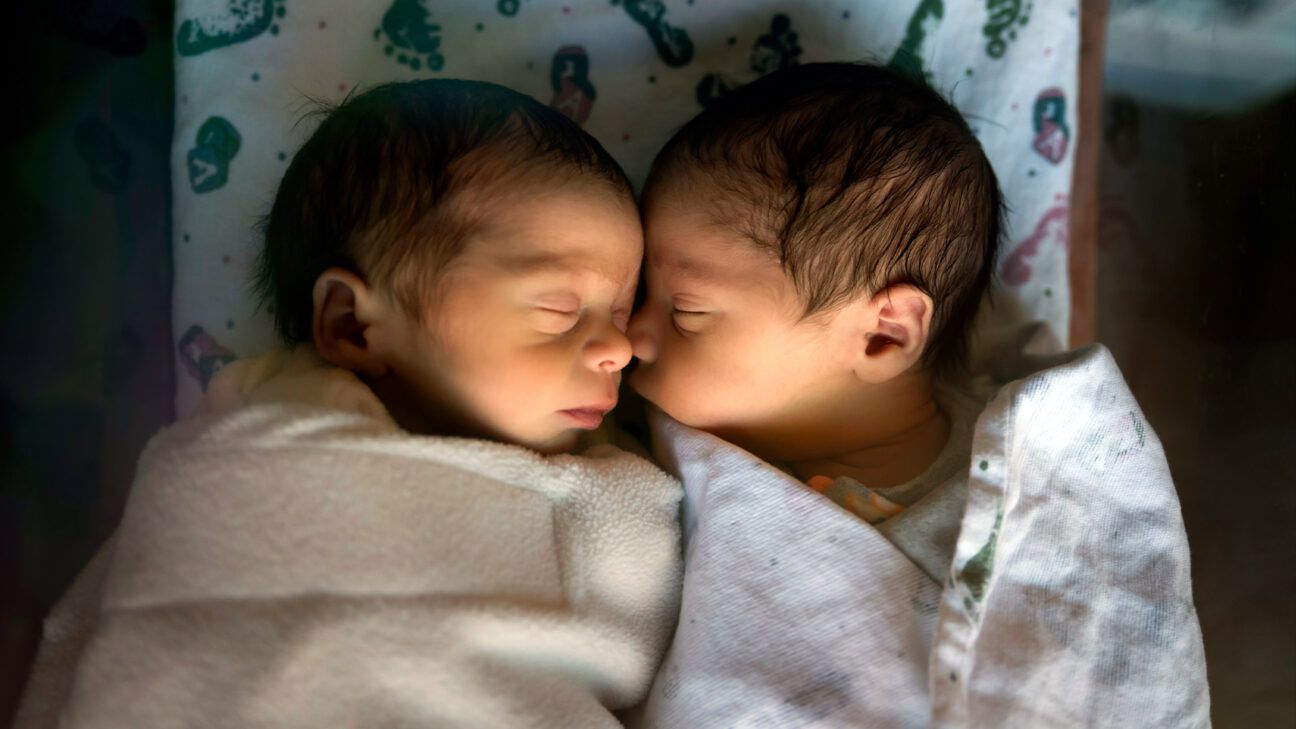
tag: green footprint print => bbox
[176,0,286,57]
[889,0,944,81]
[749,14,801,75]
[187,117,241,194]
[984,0,1031,59]
[375,0,445,72]
[620,0,694,68]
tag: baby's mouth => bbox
[559,407,611,429]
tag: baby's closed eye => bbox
[672,307,710,334]
[533,307,580,334]
[532,303,634,335]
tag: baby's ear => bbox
[854,284,933,383]
[311,267,390,378]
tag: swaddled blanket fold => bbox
[632,334,1209,728]
[16,347,683,729]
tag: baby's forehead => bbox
[640,199,778,284]
[455,178,642,279]
[643,157,787,217]
[492,250,626,280]
[642,174,766,250]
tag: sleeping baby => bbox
[626,63,1209,728]
[15,80,681,729]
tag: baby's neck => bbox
[786,399,948,489]
[762,370,948,485]
[364,371,479,440]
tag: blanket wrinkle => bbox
[633,340,1209,729]
[15,346,683,729]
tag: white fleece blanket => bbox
[15,347,683,729]
[631,332,1210,728]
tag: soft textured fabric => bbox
[805,475,906,524]
[15,347,683,729]
[631,332,1210,729]
[873,384,983,582]
[799,383,979,579]
[171,0,1078,415]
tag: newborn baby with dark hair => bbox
[16,80,681,729]
[627,63,1208,729]
[632,62,1000,574]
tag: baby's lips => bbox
[559,407,611,429]
[582,399,617,414]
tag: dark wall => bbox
[1096,90,1296,728]
[1,2,176,721]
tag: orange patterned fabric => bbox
[806,475,905,524]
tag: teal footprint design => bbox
[621,0,693,68]
[375,0,444,72]
[187,117,241,194]
[176,0,286,57]
[889,0,944,81]
[749,14,801,75]
[75,117,131,193]
[984,0,1032,59]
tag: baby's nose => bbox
[626,309,657,364]
[586,322,634,373]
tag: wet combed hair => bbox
[645,62,1005,373]
[254,79,634,344]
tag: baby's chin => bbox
[627,373,666,417]
[631,381,765,446]
[523,427,583,456]
[629,378,705,430]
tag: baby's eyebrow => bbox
[500,253,636,294]
[651,254,728,287]
[498,253,585,276]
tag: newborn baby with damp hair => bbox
[629,62,1001,571]
[16,79,682,729]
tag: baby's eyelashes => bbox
[532,304,636,336]
[672,308,709,335]
[533,307,580,335]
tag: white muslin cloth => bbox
[15,347,683,729]
[631,333,1210,728]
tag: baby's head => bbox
[256,79,642,453]
[628,63,1002,460]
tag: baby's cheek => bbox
[651,346,725,419]
[465,354,540,412]
[502,356,559,399]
